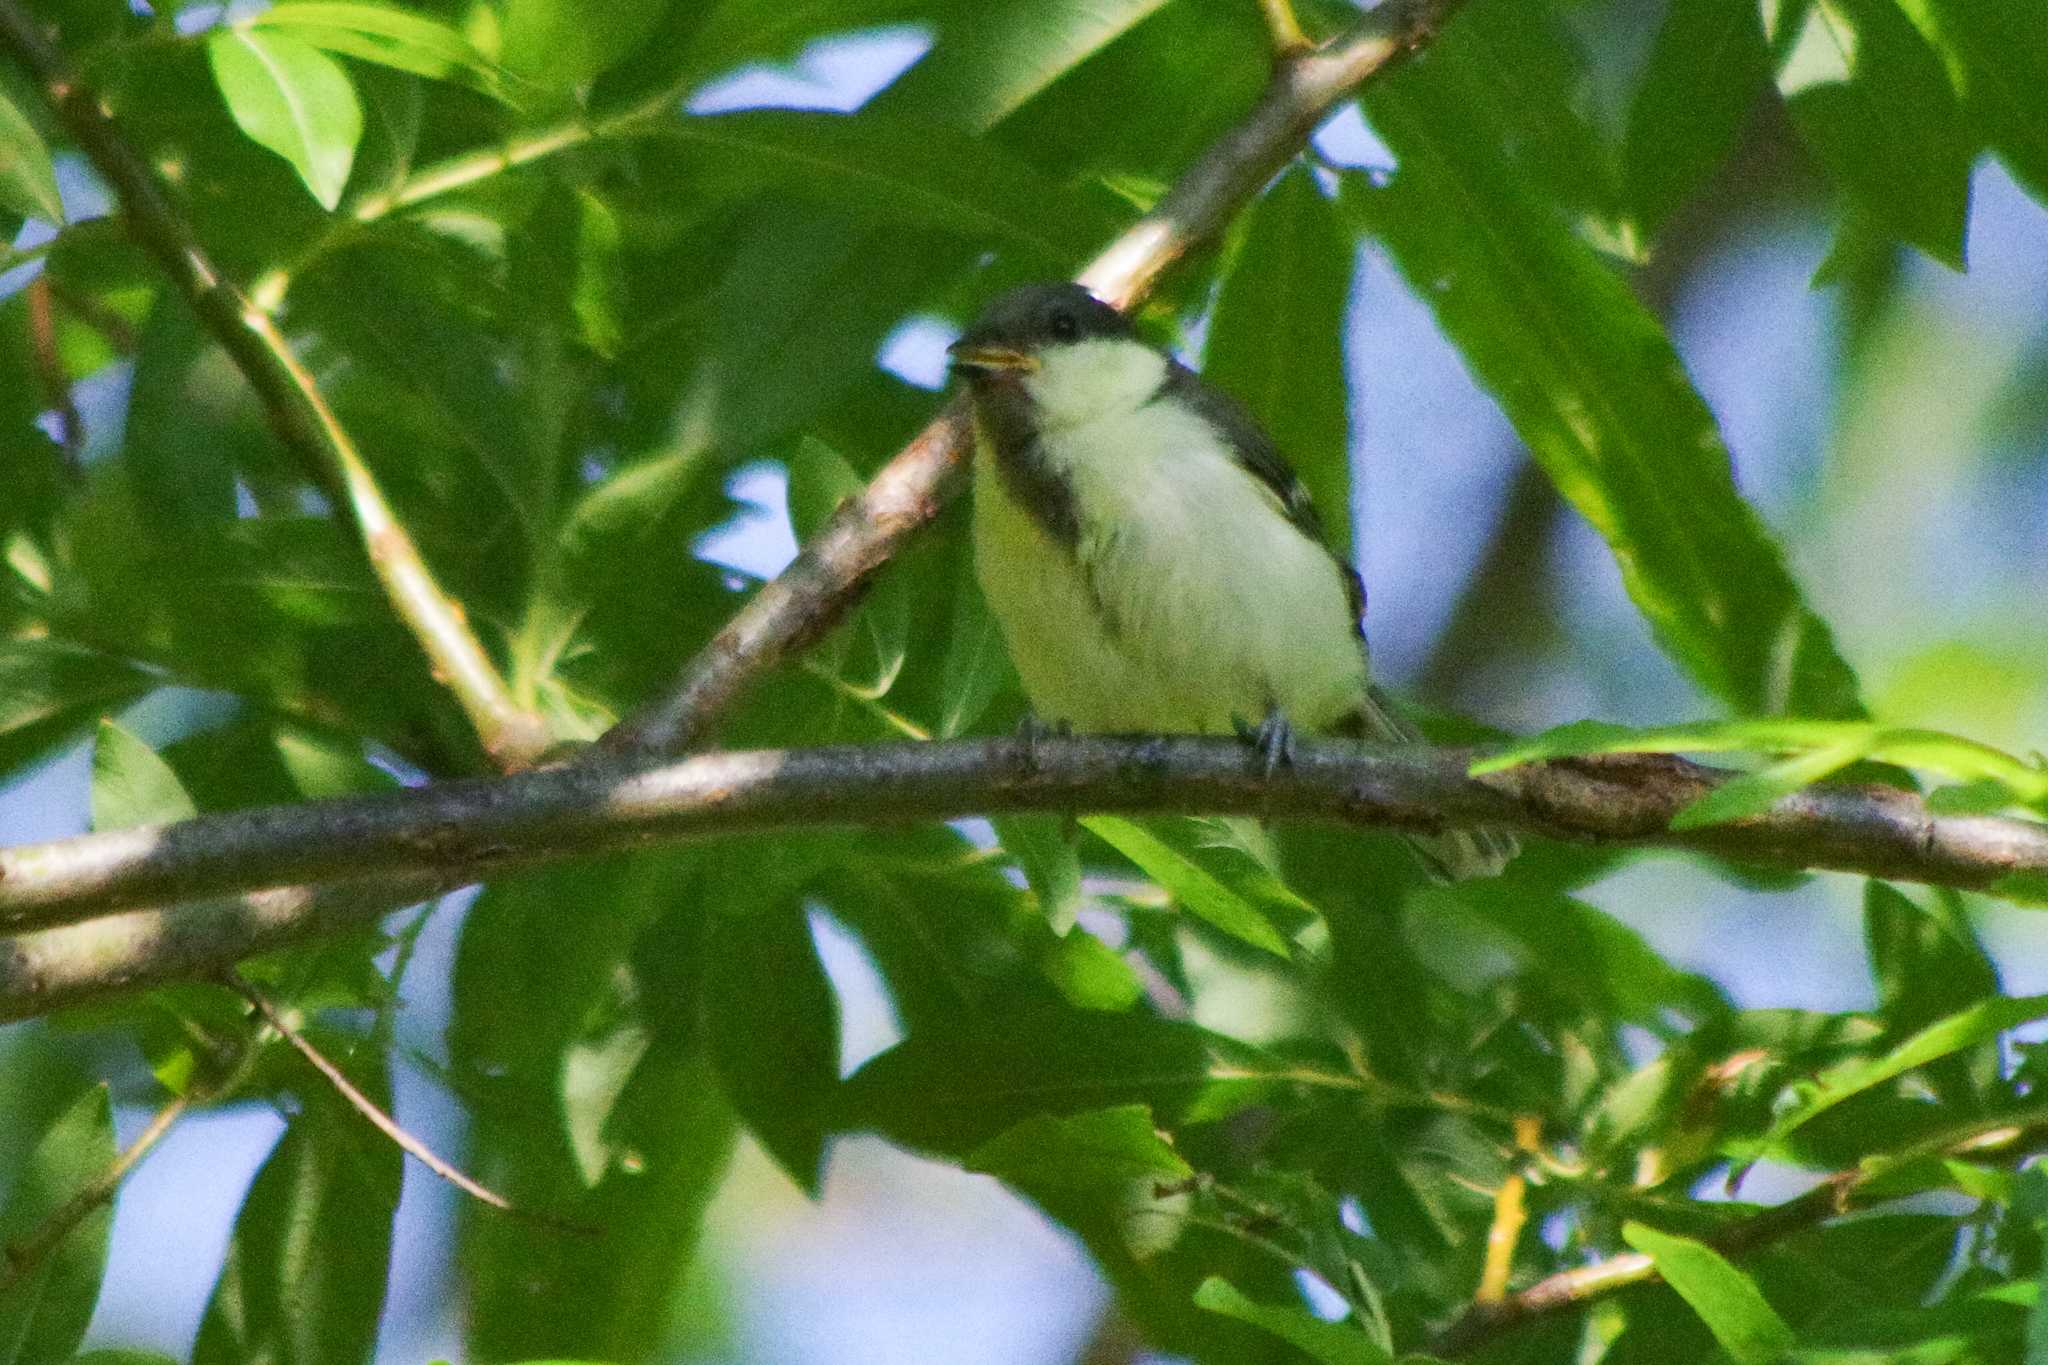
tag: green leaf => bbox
[1036,926,1143,1012]
[90,720,197,832]
[1472,716,2048,812]
[1765,0,1972,268]
[705,902,841,1194]
[1755,993,2048,1152]
[1623,0,1768,237]
[838,1007,1303,1156]
[0,86,62,225]
[1359,51,1864,721]
[934,570,1011,739]
[69,1352,184,1365]
[992,815,1083,930]
[1621,1222,1795,1365]
[207,29,364,211]
[1669,737,1874,828]
[1204,165,1355,557]
[1192,1277,1392,1365]
[1083,816,1293,958]
[644,110,1118,266]
[123,294,241,533]
[879,0,1175,134]
[1864,883,2000,1106]
[966,1104,1191,1189]
[193,1053,401,1365]
[251,1,507,100]
[0,1085,115,1365]
[0,639,153,782]
[499,0,669,92]
[1901,0,2048,210]
[787,438,909,702]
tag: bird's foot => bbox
[1233,707,1296,779]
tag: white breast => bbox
[971,361,1368,736]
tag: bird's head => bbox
[949,283,1161,428]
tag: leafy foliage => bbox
[0,0,2044,1362]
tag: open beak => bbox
[946,342,1038,376]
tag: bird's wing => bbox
[1156,362,1366,629]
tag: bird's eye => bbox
[1047,309,1080,342]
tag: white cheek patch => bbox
[1024,339,1168,431]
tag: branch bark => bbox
[0,3,547,769]
[1,737,2043,1016]
[600,0,1467,757]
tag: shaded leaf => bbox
[499,0,669,92]
[838,1007,1302,1155]
[207,29,364,210]
[1204,164,1355,557]
[0,1085,115,1365]
[992,814,1083,930]
[1623,0,1769,237]
[1864,883,2001,1109]
[705,902,841,1193]
[1192,1277,1390,1365]
[1902,0,2048,210]
[1622,1222,1795,1365]
[0,639,153,782]
[1358,52,1864,720]
[192,1055,400,1365]
[1765,0,1972,268]
[643,109,1118,265]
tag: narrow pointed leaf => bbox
[1621,1222,1795,1365]
[252,1,507,99]
[1900,0,2048,210]
[1624,0,1769,237]
[1360,47,1864,720]
[1084,816,1292,957]
[1204,165,1355,556]
[0,87,62,224]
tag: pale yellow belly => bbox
[971,436,1369,736]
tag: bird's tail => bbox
[1341,686,1518,882]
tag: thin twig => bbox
[227,970,590,1233]
[2,736,2044,941]
[602,0,1471,757]
[0,3,547,770]
[1429,1105,2048,1356]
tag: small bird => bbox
[948,281,1514,881]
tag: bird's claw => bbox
[1014,710,1072,774]
[1233,707,1296,779]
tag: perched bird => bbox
[948,281,1514,881]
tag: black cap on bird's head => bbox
[948,282,1133,377]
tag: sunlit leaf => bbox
[0,87,62,225]
[89,720,196,833]
[499,0,669,92]
[1622,1222,1796,1365]
[0,639,152,782]
[207,28,365,210]
[1084,816,1293,958]
[252,1,509,100]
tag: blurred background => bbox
[4,4,2047,1363]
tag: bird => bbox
[947,281,1514,881]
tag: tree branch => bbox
[601,0,1468,757]
[1430,1104,2048,1356]
[0,3,547,770]
[0,737,2042,1016]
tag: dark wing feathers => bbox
[1155,362,1366,629]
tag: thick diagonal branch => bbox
[2,737,2043,1018]
[600,0,1467,757]
[0,4,546,768]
